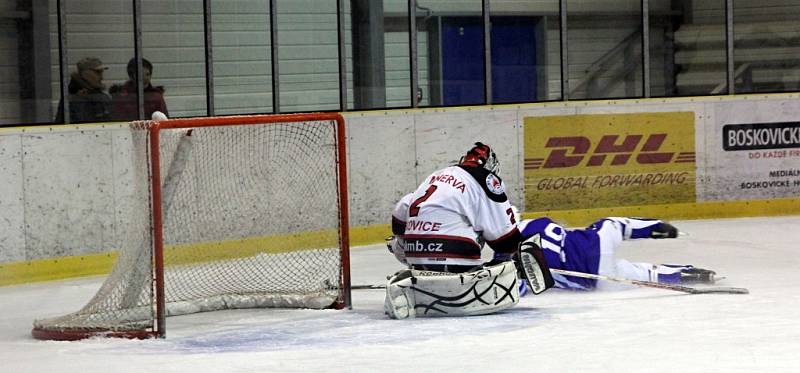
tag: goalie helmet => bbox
[459,142,500,174]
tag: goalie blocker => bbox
[516,233,555,295]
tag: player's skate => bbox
[650,222,678,238]
[679,267,717,284]
[655,264,716,284]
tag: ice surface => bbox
[1,216,799,372]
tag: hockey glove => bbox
[516,234,555,295]
[385,235,408,265]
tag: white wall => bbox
[0,132,25,261]
[0,124,133,262]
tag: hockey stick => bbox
[323,280,384,290]
[342,271,749,294]
[551,269,749,294]
[350,284,386,290]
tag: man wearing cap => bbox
[55,57,112,123]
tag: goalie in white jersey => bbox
[391,142,522,272]
[383,142,553,319]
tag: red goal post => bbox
[32,113,350,340]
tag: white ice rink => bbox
[2,216,799,373]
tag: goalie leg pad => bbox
[384,262,520,319]
[384,269,416,319]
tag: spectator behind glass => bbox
[54,57,112,123]
[110,58,168,120]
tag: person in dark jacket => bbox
[110,58,168,120]
[54,57,112,123]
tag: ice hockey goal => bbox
[32,113,350,340]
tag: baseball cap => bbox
[77,57,109,72]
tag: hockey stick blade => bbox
[551,269,749,295]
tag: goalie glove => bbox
[516,233,555,295]
[385,235,408,265]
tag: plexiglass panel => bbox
[489,1,560,103]
[733,0,800,93]
[347,0,412,110]
[423,1,484,106]
[0,0,54,125]
[647,0,673,96]
[56,0,135,123]
[4,0,800,126]
[276,0,340,112]
[140,0,207,119]
[661,0,727,96]
[567,0,642,100]
[211,0,273,115]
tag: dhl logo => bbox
[525,134,695,169]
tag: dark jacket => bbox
[54,73,112,123]
[110,81,169,121]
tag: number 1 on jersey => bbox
[409,185,438,217]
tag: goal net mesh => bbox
[33,115,348,339]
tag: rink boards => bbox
[2,93,800,284]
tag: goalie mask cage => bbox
[32,113,350,340]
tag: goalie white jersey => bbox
[392,165,521,270]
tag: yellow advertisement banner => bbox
[524,112,696,210]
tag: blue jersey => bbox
[519,217,601,290]
[516,216,668,290]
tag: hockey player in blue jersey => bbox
[496,217,716,293]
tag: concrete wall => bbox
[0,133,25,260]
[0,124,136,262]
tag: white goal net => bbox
[32,113,350,340]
